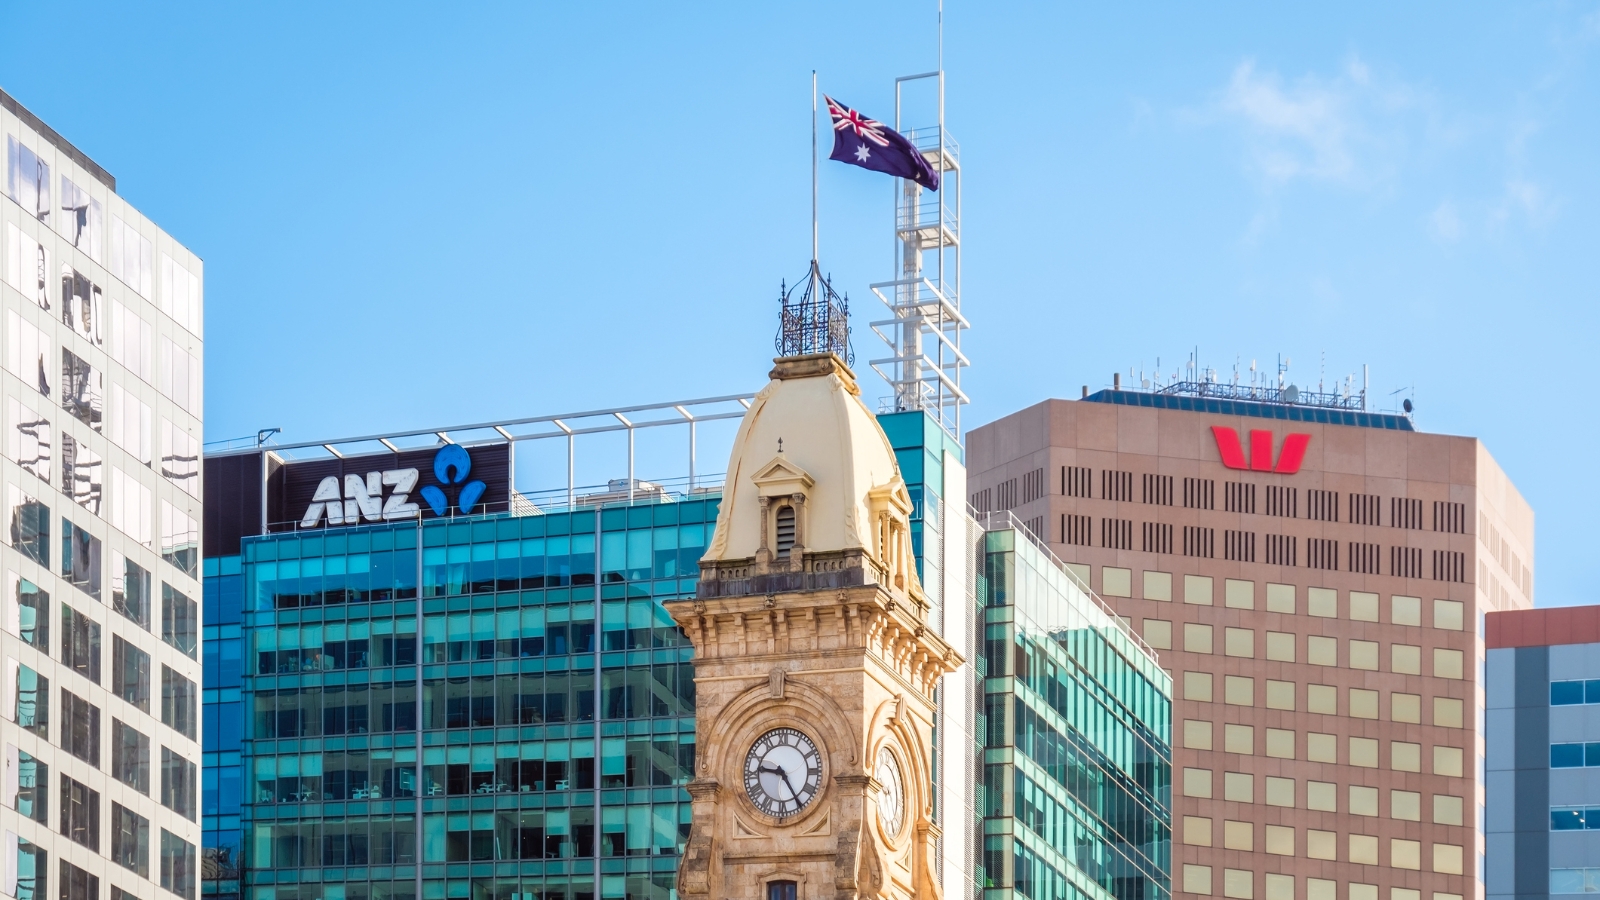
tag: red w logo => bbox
[1211,426,1311,474]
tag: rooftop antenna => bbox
[869,0,966,441]
[812,70,818,266]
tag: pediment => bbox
[867,477,914,516]
[751,455,815,496]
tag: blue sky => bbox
[5,2,1599,603]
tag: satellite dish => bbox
[1403,398,1414,413]
[1283,385,1300,403]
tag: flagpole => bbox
[811,70,819,266]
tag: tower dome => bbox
[699,352,924,608]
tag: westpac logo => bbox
[1210,426,1311,475]
[301,444,487,527]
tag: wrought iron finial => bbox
[776,260,853,364]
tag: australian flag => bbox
[825,96,940,190]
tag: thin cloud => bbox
[1430,201,1462,242]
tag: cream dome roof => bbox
[703,354,909,564]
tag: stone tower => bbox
[665,352,962,900]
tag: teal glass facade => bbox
[978,527,1173,900]
[234,499,716,900]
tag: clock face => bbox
[743,727,823,818]
[875,746,905,838]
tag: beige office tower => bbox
[968,388,1532,900]
[0,89,204,900]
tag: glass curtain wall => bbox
[237,499,714,900]
[977,527,1174,900]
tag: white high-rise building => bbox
[0,87,203,900]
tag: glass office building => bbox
[979,522,1173,900]
[230,499,714,900]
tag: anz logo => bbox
[301,444,489,527]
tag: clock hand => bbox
[758,763,801,802]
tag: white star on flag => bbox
[854,145,871,162]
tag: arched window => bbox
[775,505,796,559]
[767,882,798,900]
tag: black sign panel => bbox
[265,443,511,532]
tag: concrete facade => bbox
[968,392,1532,900]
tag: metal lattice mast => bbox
[869,69,968,442]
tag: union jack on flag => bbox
[823,95,940,190]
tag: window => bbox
[1348,541,1380,574]
[1551,742,1600,768]
[1223,724,1253,753]
[1182,526,1214,558]
[8,485,50,565]
[160,829,196,900]
[14,838,45,900]
[1265,680,1294,710]
[6,310,51,396]
[160,500,197,577]
[162,665,197,740]
[60,267,103,346]
[994,478,1017,510]
[1062,465,1090,497]
[1434,598,1464,630]
[1183,720,1212,750]
[1222,480,1252,512]
[57,859,97,900]
[1392,594,1422,625]
[1224,628,1254,658]
[9,396,52,482]
[1264,534,1295,566]
[161,584,198,658]
[1224,675,1254,705]
[1434,746,1464,777]
[1223,772,1252,802]
[7,233,53,318]
[60,517,102,599]
[969,488,989,513]
[1183,624,1213,654]
[1392,692,1421,723]
[1306,538,1337,570]
[160,746,197,820]
[59,175,103,262]
[8,138,51,222]
[1142,619,1171,649]
[111,802,150,877]
[12,573,50,650]
[61,690,100,765]
[1265,484,1297,517]
[1142,473,1173,505]
[767,882,797,900]
[112,720,150,793]
[60,437,102,515]
[112,636,151,712]
[1349,492,1380,525]
[1433,549,1466,582]
[1265,632,1294,662]
[1349,689,1378,718]
[109,215,152,297]
[1224,578,1254,609]
[1185,816,1213,847]
[160,252,202,334]
[111,551,151,628]
[61,604,101,683]
[15,664,48,736]
[107,300,153,382]
[1307,489,1338,521]
[1101,469,1133,501]
[1062,513,1090,546]
[1350,737,1379,768]
[106,384,152,463]
[1183,768,1212,798]
[1307,636,1337,666]
[1434,648,1464,679]
[1183,672,1213,701]
[1306,684,1337,714]
[1224,530,1255,562]
[60,348,103,432]
[59,774,100,850]
[1140,521,1171,554]
[108,467,150,545]
[1101,518,1131,550]
[1433,500,1466,533]
[14,748,48,822]
[1349,639,1379,670]
[160,420,199,498]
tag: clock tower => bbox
[665,347,962,900]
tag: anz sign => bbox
[284,443,508,529]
